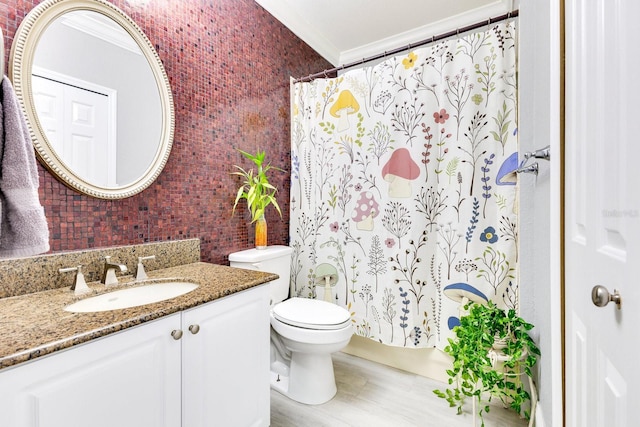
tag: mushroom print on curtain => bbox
[290,20,518,349]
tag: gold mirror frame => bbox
[9,0,174,199]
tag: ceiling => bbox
[255,0,515,66]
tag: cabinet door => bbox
[0,314,182,427]
[182,284,270,427]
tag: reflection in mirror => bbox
[10,0,174,199]
[32,11,161,187]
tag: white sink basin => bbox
[64,282,199,313]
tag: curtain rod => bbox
[294,9,519,83]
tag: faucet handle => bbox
[136,255,156,281]
[59,265,91,296]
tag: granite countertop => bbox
[0,262,276,370]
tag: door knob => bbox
[171,329,183,340]
[591,285,621,309]
[188,324,200,334]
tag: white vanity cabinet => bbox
[182,284,270,427]
[0,284,270,427]
[0,314,182,427]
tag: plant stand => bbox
[487,349,537,427]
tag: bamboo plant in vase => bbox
[232,149,283,249]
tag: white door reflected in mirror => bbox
[32,73,115,186]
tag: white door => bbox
[32,74,116,186]
[565,1,640,426]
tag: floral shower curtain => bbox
[289,20,518,349]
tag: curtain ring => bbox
[323,69,328,78]
[407,42,412,50]
[431,35,435,44]
[456,27,460,36]
[361,58,366,65]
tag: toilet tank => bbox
[228,245,293,304]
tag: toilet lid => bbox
[272,298,351,330]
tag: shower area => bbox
[289,17,521,370]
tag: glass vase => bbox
[255,215,267,249]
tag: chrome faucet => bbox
[101,256,128,286]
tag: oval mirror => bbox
[10,0,174,199]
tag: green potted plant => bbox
[434,301,540,427]
[232,149,283,248]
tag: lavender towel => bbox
[0,76,49,258]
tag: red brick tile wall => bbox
[1,0,331,264]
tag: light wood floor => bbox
[271,352,528,427]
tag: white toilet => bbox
[229,245,353,405]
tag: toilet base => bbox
[270,352,337,405]
[270,370,290,396]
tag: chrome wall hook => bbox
[523,145,550,162]
[516,162,539,175]
[517,145,548,176]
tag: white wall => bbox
[518,1,563,426]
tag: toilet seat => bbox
[272,298,351,330]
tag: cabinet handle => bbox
[171,329,183,340]
[188,324,200,334]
